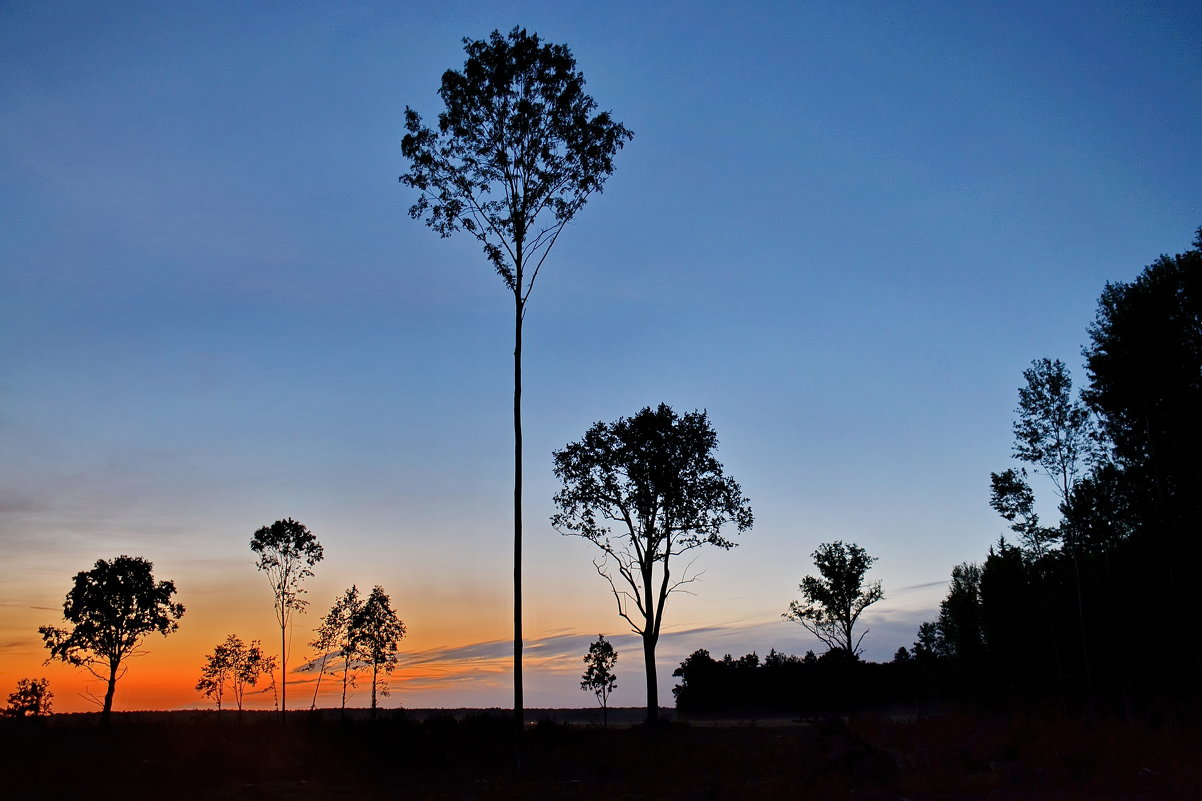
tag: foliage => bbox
[250,517,323,713]
[4,678,53,718]
[1013,357,1096,500]
[39,555,184,720]
[784,541,883,659]
[351,585,406,712]
[553,403,752,721]
[935,563,984,665]
[988,468,1058,559]
[400,26,633,296]
[308,585,365,709]
[913,225,1202,707]
[672,648,921,714]
[196,635,275,712]
[580,635,618,725]
[400,26,633,725]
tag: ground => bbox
[4,707,1200,799]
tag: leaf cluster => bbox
[784,541,883,658]
[580,635,618,705]
[250,518,324,618]
[39,555,185,672]
[351,585,406,671]
[400,26,632,296]
[4,678,53,718]
[196,635,275,711]
[552,404,752,636]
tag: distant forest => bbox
[675,227,1202,717]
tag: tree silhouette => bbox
[1013,358,1096,502]
[4,678,53,718]
[308,585,364,710]
[401,27,632,727]
[39,555,184,723]
[1081,224,1202,691]
[989,468,1058,559]
[196,638,234,712]
[196,635,275,714]
[553,404,753,722]
[351,585,405,714]
[784,541,882,660]
[250,518,323,716]
[580,635,618,727]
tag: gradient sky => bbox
[2,0,1200,713]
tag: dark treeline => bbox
[919,227,1202,713]
[673,649,930,716]
[675,227,1202,718]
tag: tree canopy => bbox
[39,555,184,721]
[553,403,752,721]
[784,541,883,660]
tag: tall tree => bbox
[1082,225,1202,684]
[552,404,753,722]
[250,518,323,715]
[580,635,618,727]
[39,555,185,723]
[784,541,883,660]
[1083,226,1202,541]
[400,27,632,726]
[351,585,406,715]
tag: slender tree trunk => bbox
[371,662,378,716]
[513,297,524,730]
[643,634,659,723]
[280,611,287,717]
[311,653,328,710]
[102,660,118,725]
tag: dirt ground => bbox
[4,707,1200,799]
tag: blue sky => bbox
[2,0,1200,709]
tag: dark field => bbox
[5,708,1201,800]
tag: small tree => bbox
[784,541,883,660]
[250,517,323,715]
[230,639,275,713]
[39,555,185,723]
[351,585,405,714]
[580,635,618,727]
[553,403,753,722]
[197,635,275,714]
[308,585,365,710]
[4,678,53,718]
[196,638,235,712]
[401,27,632,728]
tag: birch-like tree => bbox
[401,27,632,726]
[250,518,323,715]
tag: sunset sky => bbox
[3,1,1201,713]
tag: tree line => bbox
[909,227,1202,711]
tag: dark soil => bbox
[4,708,1199,799]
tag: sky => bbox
[2,0,1200,713]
